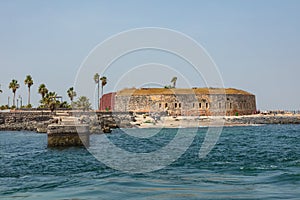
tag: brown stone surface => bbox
[117,88,253,95]
[113,88,256,116]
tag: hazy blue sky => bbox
[0,0,299,110]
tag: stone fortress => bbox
[100,87,257,116]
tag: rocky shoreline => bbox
[133,114,300,128]
[0,111,133,133]
[224,115,300,125]
[1,111,300,132]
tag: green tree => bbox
[171,77,177,88]
[59,101,70,109]
[73,96,92,111]
[94,73,100,110]
[24,75,33,106]
[67,87,77,102]
[9,79,20,107]
[39,91,58,109]
[38,84,48,99]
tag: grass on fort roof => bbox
[117,87,252,95]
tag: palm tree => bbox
[41,91,57,109]
[100,76,107,97]
[100,76,107,110]
[24,75,33,105]
[9,79,20,107]
[48,92,58,112]
[93,73,100,110]
[47,91,57,102]
[38,84,48,99]
[171,77,177,88]
[67,87,77,102]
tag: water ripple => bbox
[1,125,300,199]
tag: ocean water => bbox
[1,125,300,200]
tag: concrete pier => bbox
[47,117,90,147]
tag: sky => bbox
[0,0,299,110]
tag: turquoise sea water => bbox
[1,125,300,199]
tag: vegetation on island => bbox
[9,79,20,108]
[93,73,108,110]
[67,87,77,102]
[72,96,92,111]
[93,73,100,110]
[24,75,33,107]
[0,73,110,111]
[171,76,177,88]
[165,76,177,89]
[0,74,182,111]
[38,84,48,99]
[100,76,107,98]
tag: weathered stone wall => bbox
[224,94,256,116]
[114,93,256,116]
[0,111,53,131]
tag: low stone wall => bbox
[0,111,54,131]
